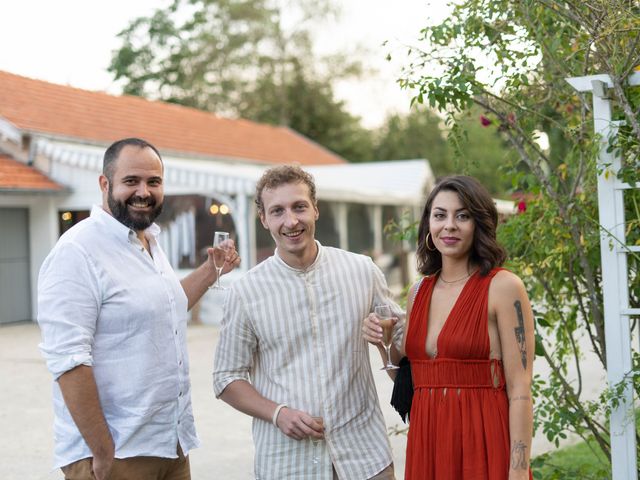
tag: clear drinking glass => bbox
[209,231,229,290]
[310,416,324,465]
[375,304,399,370]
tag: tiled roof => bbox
[0,70,345,165]
[0,154,64,192]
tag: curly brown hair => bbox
[255,165,317,215]
[416,175,506,276]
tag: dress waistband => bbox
[411,358,505,389]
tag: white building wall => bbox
[6,139,441,325]
[0,194,62,320]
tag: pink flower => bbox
[480,115,492,127]
[517,201,527,213]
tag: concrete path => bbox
[0,322,406,479]
[0,321,605,479]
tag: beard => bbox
[107,185,163,231]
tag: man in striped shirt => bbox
[213,165,404,479]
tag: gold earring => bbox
[426,232,437,252]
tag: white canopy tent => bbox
[32,139,438,270]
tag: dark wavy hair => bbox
[416,175,506,276]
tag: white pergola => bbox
[566,72,640,479]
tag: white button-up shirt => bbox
[213,243,403,479]
[38,206,199,468]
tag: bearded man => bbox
[37,138,239,480]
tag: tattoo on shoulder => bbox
[510,440,528,470]
[513,300,527,370]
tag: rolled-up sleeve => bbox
[37,242,101,380]
[212,287,257,397]
[369,259,405,348]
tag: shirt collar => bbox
[274,240,324,273]
[90,205,161,244]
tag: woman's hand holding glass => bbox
[362,305,399,370]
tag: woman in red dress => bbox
[364,175,534,479]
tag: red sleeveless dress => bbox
[405,269,531,479]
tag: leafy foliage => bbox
[397,0,640,473]
[241,58,375,162]
[110,0,281,113]
[109,0,374,160]
[372,104,518,195]
[373,107,449,170]
[109,0,529,174]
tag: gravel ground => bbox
[0,319,605,479]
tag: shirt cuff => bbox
[212,372,249,398]
[41,351,93,380]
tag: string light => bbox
[209,203,230,215]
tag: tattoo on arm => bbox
[513,300,527,370]
[509,395,531,404]
[510,440,528,470]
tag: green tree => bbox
[241,58,374,161]
[398,1,640,476]
[373,106,449,172]
[110,0,280,114]
[447,106,520,196]
[372,105,517,196]
[109,0,374,161]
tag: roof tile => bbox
[0,154,64,191]
[0,70,345,165]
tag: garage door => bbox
[0,208,31,324]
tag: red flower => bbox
[480,115,492,127]
[517,201,527,213]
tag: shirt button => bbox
[175,330,178,335]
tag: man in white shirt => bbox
[213,165,403,479]
[38,138,239,480]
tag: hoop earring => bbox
[426,232,437,252]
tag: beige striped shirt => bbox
[213,243,404,479]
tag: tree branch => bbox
[537,338,611,457]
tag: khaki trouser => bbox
[61,444,190,480]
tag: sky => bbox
[0,1,450,128]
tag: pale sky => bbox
[0,1,448,128]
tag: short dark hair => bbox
[103,138,162,181]
[416,175,506,276]
[255,165,317,215]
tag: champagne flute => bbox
[209,231,229,290]
[374,304,399,370]
[310,415,324,465]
